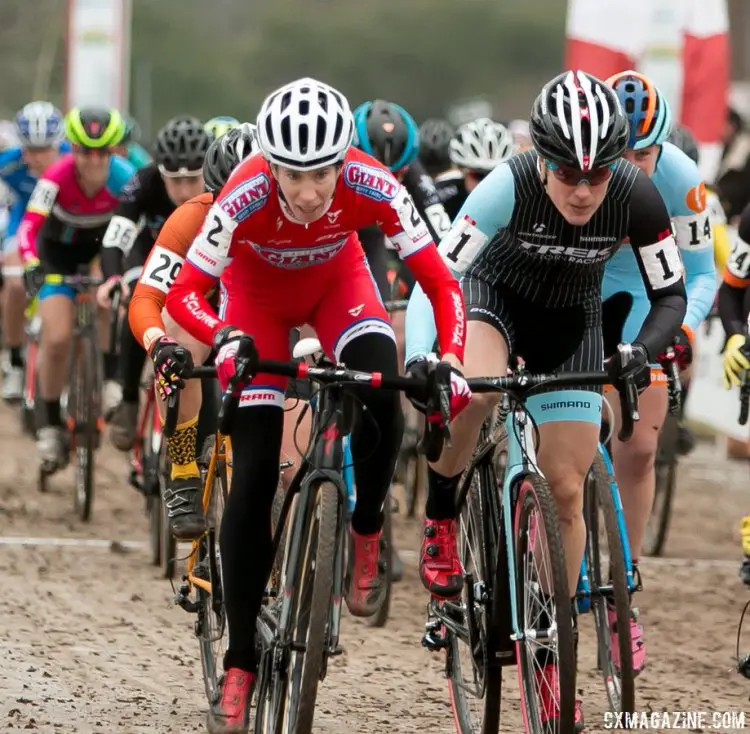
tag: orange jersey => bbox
[128,192,212,351]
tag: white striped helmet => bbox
[450,118,515,172]
[256,77,354,170]
[530,70,628,170]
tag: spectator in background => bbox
[716,108,750,223]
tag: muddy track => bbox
[1,403,749,733]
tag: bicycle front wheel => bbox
[514,473,576,733]
[643,413,679,557]
[448,453,504,734]
[366,489,393,629]
[282,480,338,734]
[70,335,100,522]
[586,452,636,715]
[197,435,229,704]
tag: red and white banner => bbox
[565,0,729,181]
[64,0,132,112]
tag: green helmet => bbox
[64,107,124,148]
[204,116,240,140]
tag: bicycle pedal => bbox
[174,583,199,613]
[421,628,449,651]
[421,619,449,651]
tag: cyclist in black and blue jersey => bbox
[405,70,687,730]
[419,118,466,219]
[353,100,451,300]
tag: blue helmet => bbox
[353,100,419,172]
[607,70,672,150]
[15,101,64,148]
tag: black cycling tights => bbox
[119,325,147,404]
[221,332,403,672]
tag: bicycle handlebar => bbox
[163,349,638,467]
[44,273,104,288]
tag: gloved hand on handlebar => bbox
[150,336,195,400]
[405,354,472,426]
[657,324,693,371]
[605,342,651,394]
[723,333,750,389]
[23,258,45,299]
[96,275,129,309]
[213,326,259,394]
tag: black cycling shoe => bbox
[163,476,206,540]
[676,423,695,456]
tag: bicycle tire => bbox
[271,476,289,593]
[366,489,393,628]
[140,395,162,567]
[71,335,99,522]
[587,453,636,715]
[514,473,576,733]
[448,459,503,734]
[158,440,177,580]
[283,480,338,734]
[643,413,679,557]
[197,437,230,705]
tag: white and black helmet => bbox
[530,70,629,170]
[256,77,354,170]
[203,123,259,194]
[450,118,515,173]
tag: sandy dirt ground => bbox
[1,402,750,733]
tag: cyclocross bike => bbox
[166,341,428,734]
[419,349,640,734]
[37,268,105,522]
[642,347,684,556]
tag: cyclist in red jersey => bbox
[165,77,468,732]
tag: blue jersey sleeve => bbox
[106,155,137,197]
[0,148,25,192]
[404,162,516,364]
[653,142,716,332]
[5,199,25,239]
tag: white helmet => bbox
[450,118,515,173]
[256,77,354,170]
[15,101,64,147]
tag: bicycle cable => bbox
[735,598,750,679]
[291,380,383,474]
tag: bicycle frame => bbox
[261,378,354,659]
[575,443,638,614]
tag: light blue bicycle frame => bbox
[501,407,637,638]
[575,443,637,614]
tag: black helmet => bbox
[353,100,420,172]
[153,115,211,174]
[667,124,700,166]
[203,123,258,194]
[530,70,629,169]
[418,118,454,173]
